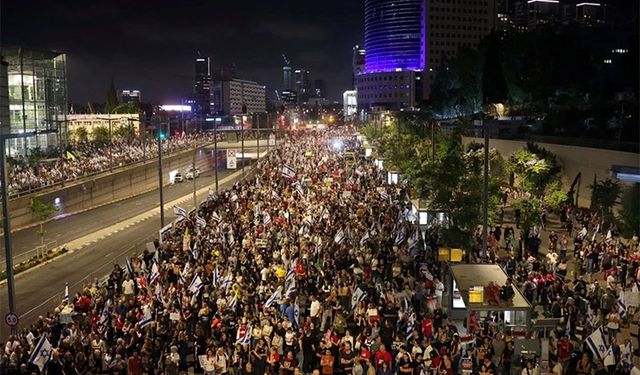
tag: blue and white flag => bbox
[303,215,313,227]
[212,211,222,223]
[604,345,616,367]
[321,208,330,220]
[228,296,238,310]
[605,230,612,243]
[618,296,627,318]
[285,279,297,299]
[586,326,608,362]
[379,191,390,201]
[195,215,207,228]
[236,325,253,345]
[360,231,370,246]
[63,282,69,304]
[334,228,345,245]
[621,341,633,364]
[149,263,160,284]
[285,267,295,286]
[28,336,52,371]
[125,258,134,276]
[351,287,366,309]
[221,275,233,290]
[282,165,296,179]
[293,300,300,328]
[395,230,406,245]
[99,300,111,327]
[173,205,187,217]
[179,263,190,285]
[263,212,272,226]
[294,182,304,197]
[211,266,219,287]
[591,224,600,242]
[272,191,282,201]
[406,311,416,340]
[265,287,282,308]
[191,243,199,260]
[189,275,204,295]
[208,189,217,201]
[139,304,154,328]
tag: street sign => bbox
[4,312,19,327]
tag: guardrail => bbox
[0,240,58,270]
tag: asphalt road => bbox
[0,145,261,336]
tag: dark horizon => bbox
[3,0,364,104]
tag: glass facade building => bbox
[364,0,426,73]
[3,47,68,154]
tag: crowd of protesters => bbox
[6,133,222,196]
[1,128,638,375]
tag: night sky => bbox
[3,0,364,104]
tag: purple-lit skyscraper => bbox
[364,0,426,73]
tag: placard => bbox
[450,248,463,262]
[226,149,237,169]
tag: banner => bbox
[226,149,237,169]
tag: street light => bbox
[157,126,167,228]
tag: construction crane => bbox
[282,54,291,67]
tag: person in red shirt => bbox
[374,344,392,369]
[127,351,142,375]
[422,318,434,338]
[557,334,573,372]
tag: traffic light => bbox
[158,130,167,140]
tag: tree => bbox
[113,101,141,114]
[105,78,119,113]
[29,198,58,249]
[113,125,134,140]
[619,183,640,237]
[91,126,110,146]
[590,178,621,225]
[72,127,88,143]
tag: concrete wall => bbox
[463,137,640,207]
[7,147,213,230]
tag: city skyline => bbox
[3,0,364,104]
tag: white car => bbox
[185,168,200,180]
[173,172,184,183]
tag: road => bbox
[0,145,264,336]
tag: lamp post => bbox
[214,125,219,191]
[157,122,165,228]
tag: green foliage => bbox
[544,189,569,211]
[590,178,621,225]
[113,125,134,140]
[619,183,640,237]
[29,198,58,222]
[112,101,141,114]
[71,127,89,143]
[91,126,111,146]
[515,197,543,231]
[507,149,552,197]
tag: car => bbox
[173,172,184,183]
[185,168,200,180]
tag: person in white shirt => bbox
[434,278,444,307]
[122,276,135,300]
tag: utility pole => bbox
[214,125,219,191]
[192,148,197,207]
[241,125,245,177]
[0,136,16,318]
[157,121,165,228]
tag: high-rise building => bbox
[121,89,141,104]
[283,66,293,91]
[194,54,211,116]
[576,2,604,26]
[314,79,326,98]
[211,78,266,115]
[3,47,68,153]
[423,0,497,98]
[352,45,366,89]
[294,69,311,102]
[358,0,426,111]
[527,0,559,27]
[343,90,358,119]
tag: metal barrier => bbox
[0,240,58,270]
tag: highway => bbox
[0,141,267,336]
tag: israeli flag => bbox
[285,267,295,286]
[351,287,366,309]
[139,304,154,328]
[99,301,111,327]
[228,296,238,310]
[272,191,282,201]
[221,275,233,290]
[282,165,296,179]
[212,211,222,223]
[236,325,253,345]
[334,228,345,245]
[179,263,190,285]
[284,279,297,298]
[125,258,134,276]
[379,191,390,201]
[395,230,406,245]
[303,215,313,227]
[28,336,52,371]
[173,205,187,217]
[208,189,217,201]
[579,226,588,239]
[295,182,304,197]
[211,266,219,287]
[263,212,272,226]
[586,326,608,362]
[406,311,416,340]
[360,231,370,246]
[149,263,160,284]
[189,275,204,295]
[591,224,600,242]
[621,342,633,364]
[605,229,612,243]
[63,282,69,304]
[293,300,300,328]
[191,243,199,260]
[604,345,616,367]
[618,296,627,318]
[321,208,330,220]
[195,215,207,229]
[228,232,235,246]
[265,287,282,308]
